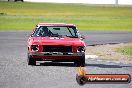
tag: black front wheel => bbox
[27,54,36,66]
[74,55,85,67]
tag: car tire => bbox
[74,54,85,67]
[27,53,36,66]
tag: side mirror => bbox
[30,34,33,37]
[80,35,85,40]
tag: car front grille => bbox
[43,45,72,52]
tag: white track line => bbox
[36,55,99,65]
[85,55,98,59]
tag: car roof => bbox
[37,23,76,27]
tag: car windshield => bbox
[32,26,79,38]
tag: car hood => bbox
[30,37,85,46]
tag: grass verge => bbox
[0,1,132,30]
[116,46,132,56]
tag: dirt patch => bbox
[86,43,132,64]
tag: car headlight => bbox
[31,45,38,51]
[77,46,85,52]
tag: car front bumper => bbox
[29,51,85,61]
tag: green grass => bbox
[116,46,132,56]
[0,1,132,30]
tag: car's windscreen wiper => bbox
[50,35,63,37]
[66,36,78,38]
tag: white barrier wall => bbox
[24,0,132,5]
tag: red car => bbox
[27,23,86,66]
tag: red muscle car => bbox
[27,23,86,66]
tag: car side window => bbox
[37,27,45,36]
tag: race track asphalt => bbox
[80,31,132,45]
[0,31,132,88]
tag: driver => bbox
[39,27,52,36]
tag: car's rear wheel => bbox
[28,54,36,65]
[74,54,85,67]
